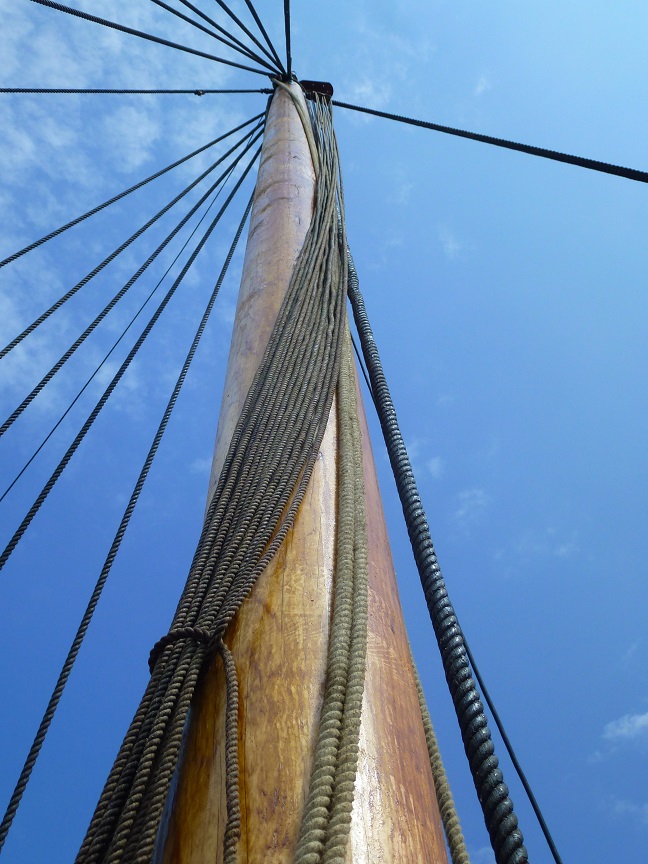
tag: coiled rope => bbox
[75,88,349,864]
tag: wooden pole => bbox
[159,84,449,864]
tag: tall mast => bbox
[158,83,449,863]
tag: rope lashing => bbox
[346,254,528,864]
[75,87,349,864]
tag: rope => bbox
[242,0,285,74]
[0,123,263,363]
[0,141,250,503]
[175,0,280,73]
[75,88,349,864]
[0,114,263,272]
[149,0,276,72]
[283,0,292,80]
[0,88,271,95]
[331,99,648,184]
[0,150,260,576]
[0,193,253,853]
[346,253,528,864]
[411,656,470,864]
[463,638,564,864]
[209,0,280,70]
[27,0,270,77]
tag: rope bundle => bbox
[76,94,348,864]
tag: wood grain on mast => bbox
[159,83,448,863]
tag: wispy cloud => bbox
[611,797,648,826]
[438,226,462,260]
[474,75,492,97]
[603,711,648,743]
[426,456,444,479]
[454,487,490,529]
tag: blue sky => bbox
[1,1,647,862]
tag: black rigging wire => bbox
[0,128,262,499]
[283,0,292,80]
[0,88,271,94]
[242,0,285,73]
[0,191,255,853]
[149,0,277,72]
[175,0,282,74]
[0,114,264,272]
[463,638,564,864]
[332,99,648,184]
[27,0,270,77]
[0,142,262,576]
[209,0,281,71]
[0,122,263,363]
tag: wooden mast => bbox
[159,83,449,864]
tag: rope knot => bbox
[148,626,220,673]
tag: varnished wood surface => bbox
[160,84,448,863]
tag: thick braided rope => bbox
[411,657,470,864]
[76,88,348,864]
[346,254,528,864]
[294,327,368,864]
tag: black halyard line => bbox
[27,0,271,76]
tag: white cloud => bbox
[438,226,462,260]
[603,711,648,743]
[474,75,492,97]
[611,798,648,825]
[454,487,489,528]
[426,456,444,479]
[190,456,213,475]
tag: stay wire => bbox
[174,0,281,73]
[331,99,648,184]
[0,88,271,95]
[208,0,279,70]
[241,0,285,74]
[463,638,564,864]
[0,131,257,502]
[0,113,263,273]
[27,0,270,77]
[283,0,292,79]
[149,0,276,72]
[0,120,263,362]
[0,144,262,575]
[0,190,255,856]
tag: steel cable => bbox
[0,135,255,503]
[346,254,528,864]
[0,123,263,436]
[283,0,292,79]
[0,122,263,362]
[208,0,279,70]
[0,192,254,854]
[27,0,270,77]
[0,114,263,273]
[332,99,648,184]
[0,147,261,576]
[0,88,271,95]
[149,0,276,72]
[241,0,285,73]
